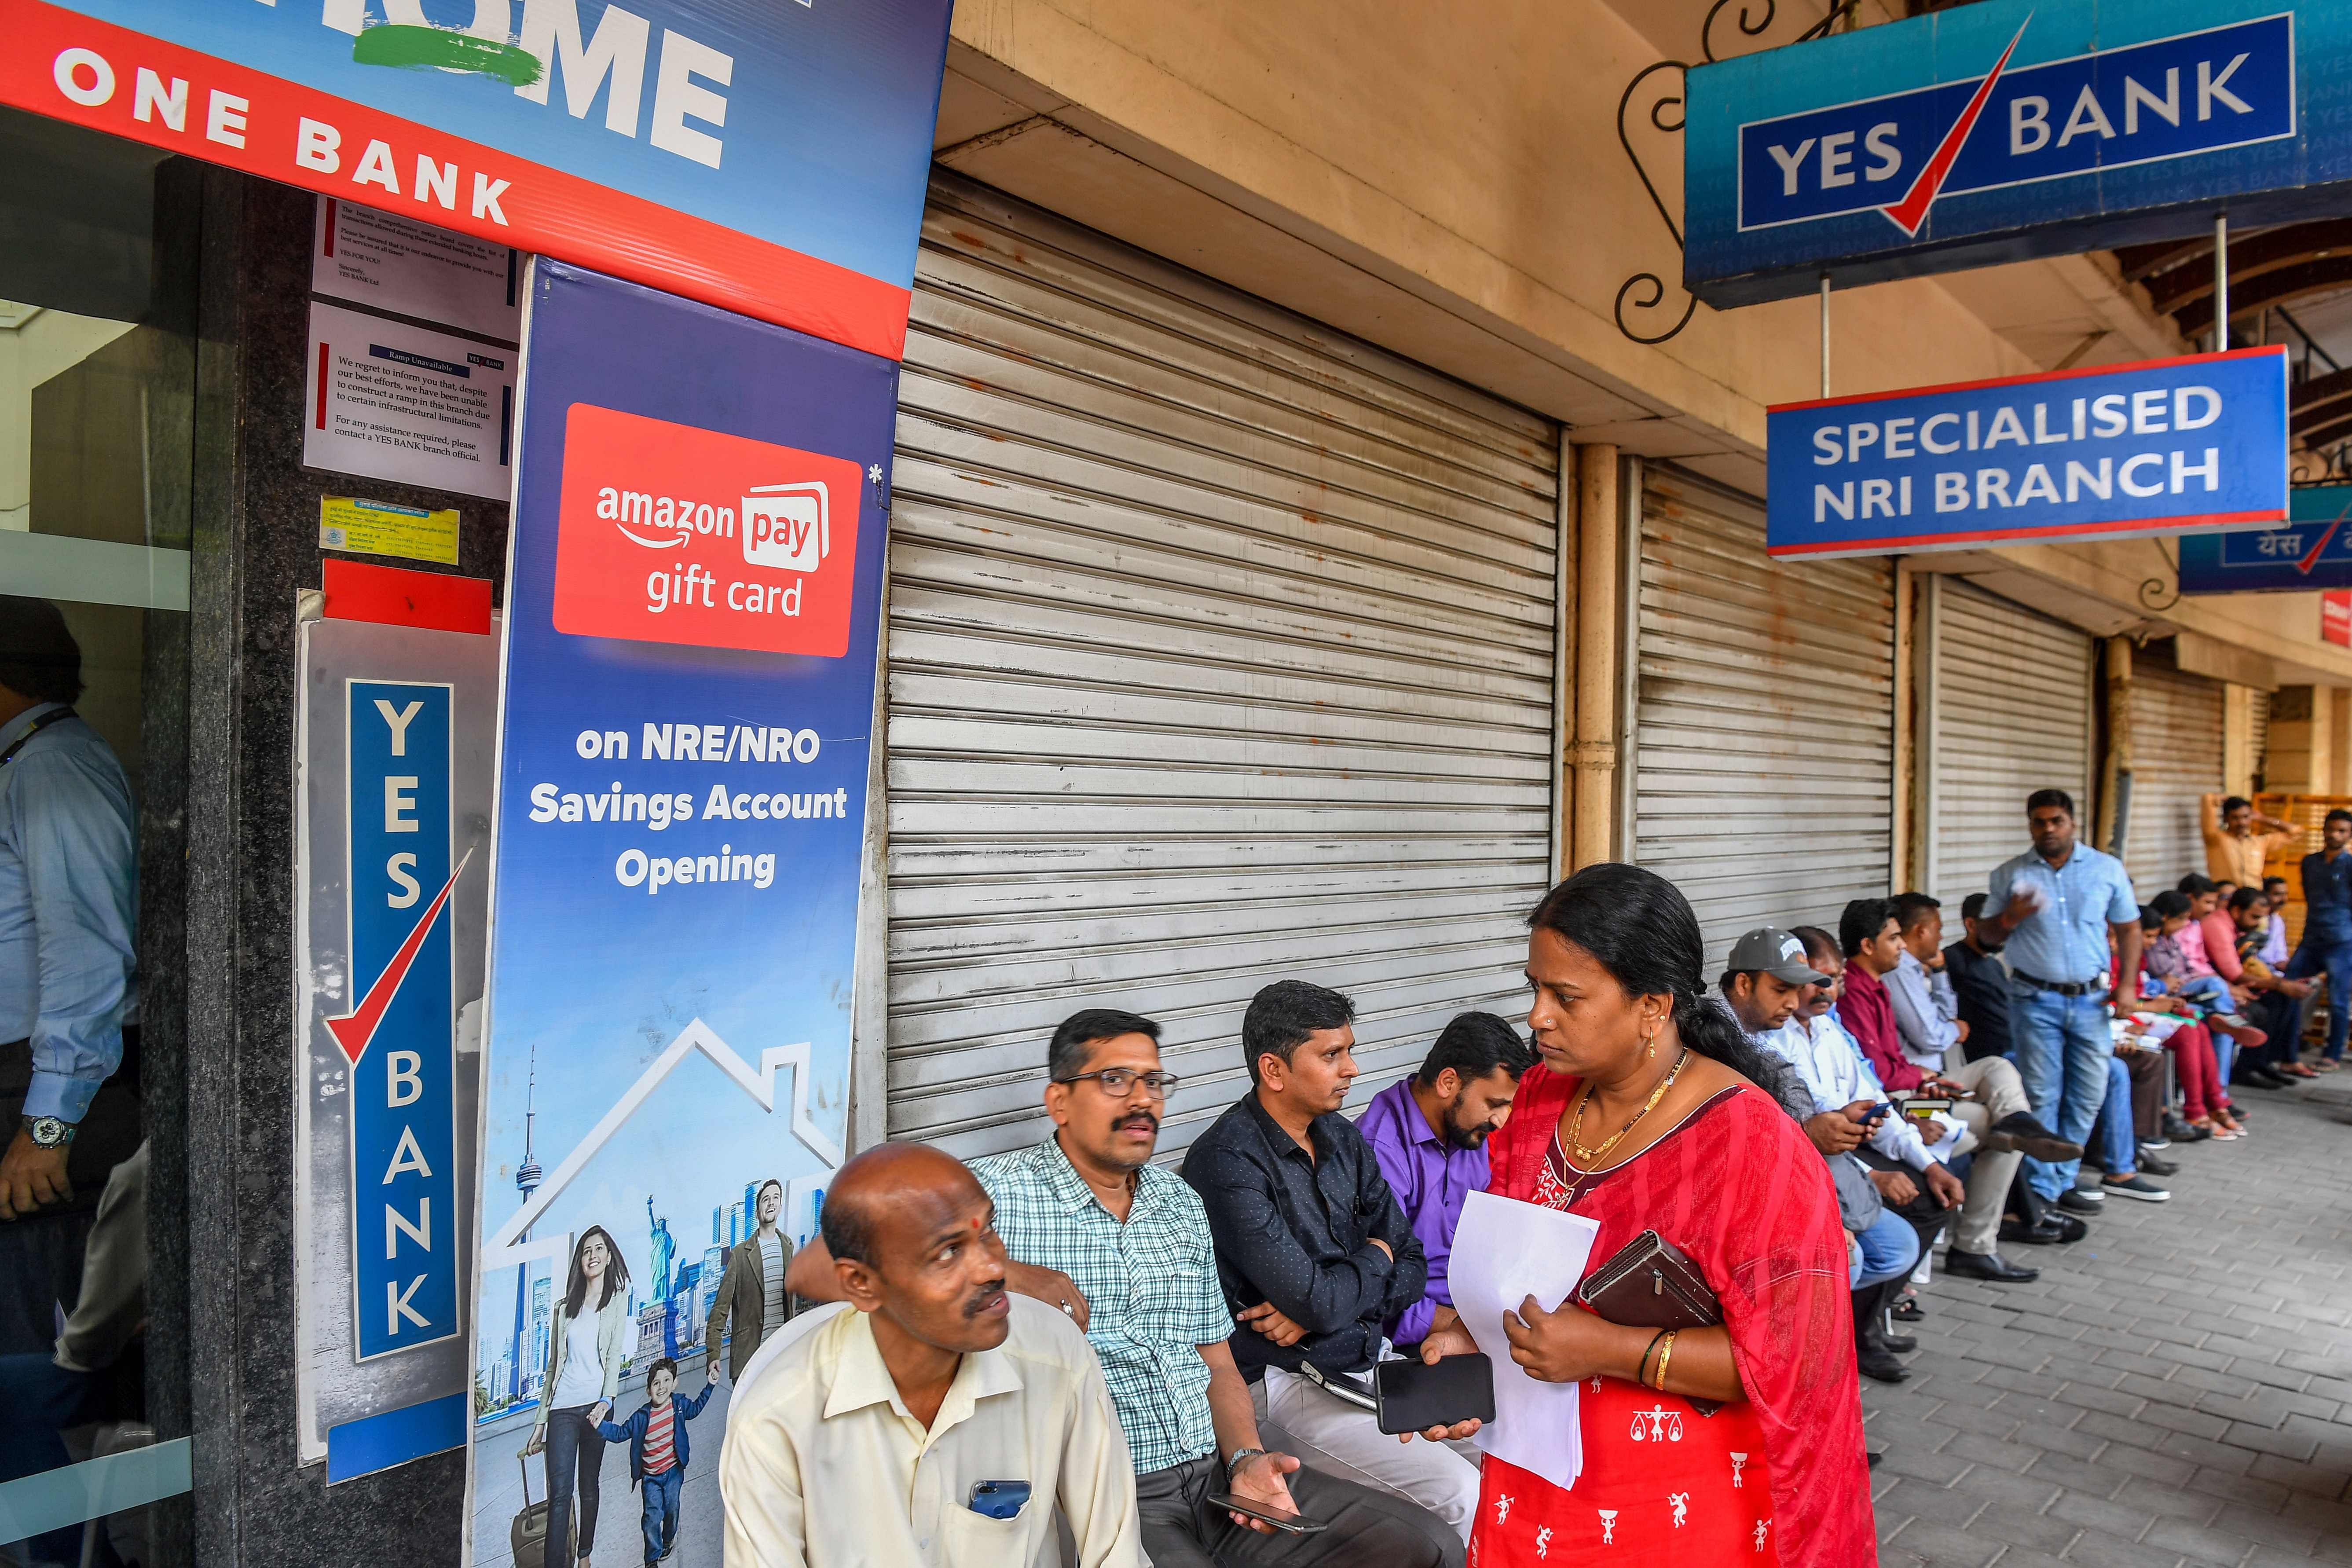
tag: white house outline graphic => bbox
[482,1018,842,1275]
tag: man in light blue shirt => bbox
[0,597,139,1226]
[1986,788,2140,1210]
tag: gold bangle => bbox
[1650,1331,1678,1391]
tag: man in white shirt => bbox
[1775,926,2057,1286]
[719,1143,1141,1568]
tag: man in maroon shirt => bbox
[1838,898,1933,1092]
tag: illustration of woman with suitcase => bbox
[526,1225,634,1568]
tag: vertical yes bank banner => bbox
[465,260,890,1568]
[0,0,951,355]
[1685,1,2352,305]
[1766,347,2288,557]
[296,606,498,1484]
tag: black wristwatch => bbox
[23,1114,76,1149]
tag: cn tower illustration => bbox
[506,1048,542,1403]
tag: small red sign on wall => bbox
[551,403,863,659]
[2325,591,2352,648]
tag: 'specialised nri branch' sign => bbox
[1766,347,2289,557]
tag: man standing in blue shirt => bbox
[2287,809,2352,1067]
[1986,788,2139,1213]
[0,598,141,1353]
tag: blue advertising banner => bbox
[1686,1,2352,307]
[465,258,893,1567]
[3,0,951,355]
[1766,346,2288,557]
[339,679,463,1362]
[2177,484,2352,594]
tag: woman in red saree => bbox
[1417,865,1875,1566]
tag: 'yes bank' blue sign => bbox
[333,680,463,1362]
[1689,3,2352,306]
[2177,484,2352,594]
[1766,347,2288,558]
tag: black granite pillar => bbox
[180,166,508,1568]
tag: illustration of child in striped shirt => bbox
[596,1356,720,1564]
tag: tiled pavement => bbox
[1866,1078,2352,1567]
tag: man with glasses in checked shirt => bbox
[794,1007,1457,1565]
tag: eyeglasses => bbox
[1055,1068,1180,1099]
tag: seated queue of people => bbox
[750,864,1879,1568]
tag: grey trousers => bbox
[1134,1454,1464,1568]
[1943,1055,2027,1256]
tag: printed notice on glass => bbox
[303,303,516,502]
[1451,1189,1602,1491]
[312,198,521,344]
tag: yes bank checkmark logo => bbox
[552,403,864,658]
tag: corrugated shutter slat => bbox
[886,175,1562,1161]
[1635,469,1895,964]
[1927,579,2094,908]
[2125,663,2225,895]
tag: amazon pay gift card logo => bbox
[552,403,862,657]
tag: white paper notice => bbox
[303,303,517,502]
[311,198,521,344]
[1450,1188,1602,1492]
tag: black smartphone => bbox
[1207,1494,1330,1534]
[1848,1102,1892,1125]
[1374,1353,1497,1435]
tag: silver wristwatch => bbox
[23,1114,76,1149]
[1224,1446,1268,1482]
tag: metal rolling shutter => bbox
[885,175,1562,1162]
[1923,578,2094,908]
[2123,658,2225,896]
[1633,465,1895,965]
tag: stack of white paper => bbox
[1448,1188,1602,1491]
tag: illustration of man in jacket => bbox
[704,1178,792,1382]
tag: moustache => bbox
[1114,1110,1161,1134]
[963,1279,1008,1319]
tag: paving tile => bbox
[1858,1084,2352,1566]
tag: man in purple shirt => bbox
[1358,1012,1535,1350]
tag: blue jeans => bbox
[2088,1056,2136,1177]
[0,1354,103,1564]
[1851,1206,1921,1288]
[2288,929,2352,1061]
[640,1464,684,1564]
[2008,984,2113,1200]
[544,1405,608,1564]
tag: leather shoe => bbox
[2057,1189,2104,1214]
[2044,1211,2088,1243]
[1881,1327,1919,1353]
[2242,1068,2290,1089]
[2000,1215,2066,1245]
[1944,1248,2040,1283]
[1982,1112,2085,1163]
[2136,1152,2181,1177]
[1857,1345,1912,1382]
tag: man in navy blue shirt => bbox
[2287,808,2352,1066]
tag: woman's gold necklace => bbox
[1565,1046,1691,1165]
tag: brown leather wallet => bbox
[1575,1229,1722,1414]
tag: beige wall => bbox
[937,0,2352,680]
